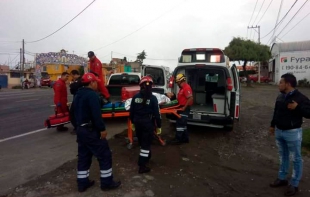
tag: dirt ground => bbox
[4,85,310,197]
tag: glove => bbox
[57,102,61,107]
[131,124,135,131]
[156,128,162,135]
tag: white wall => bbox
[275,51,310,83]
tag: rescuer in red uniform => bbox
[88,51,110,100]
[53,72,69,131]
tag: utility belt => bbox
[79,121,93,129]
[134,114,153,123]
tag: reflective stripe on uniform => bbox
[77,170,90,179]
[100,168,112,174]
[141,149,150,154]
[140,153,149,157]
[101,172,112,178]
[176,127,185,131]
[180,114,188,117]
[100,168,112,178]
[77,170,89,174]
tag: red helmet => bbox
[139,76,153,86]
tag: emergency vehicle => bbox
[168,48,240,131]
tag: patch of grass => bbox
[302,128,310,150]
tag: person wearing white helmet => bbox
[130,76,162,174]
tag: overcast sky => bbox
[0,0,309,70]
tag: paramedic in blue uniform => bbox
[73,72,121,192]
[130,76,162,174]
[166,73,193,145]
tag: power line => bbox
[26,0,96,43]
[7,54,19,66]
[247,0,259,38]
[113,51,177,61]
[257,0,274,24]
[252,0,266,25]
[92,0,186,52]
[276,0,309,38]
[261,0,296,40]
[280,10,310,38]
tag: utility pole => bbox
[20,48,22,77]
[22,39,25,78]
[247,25,261,83]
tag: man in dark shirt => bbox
[269,73,310,196]
[69,70,82,134]
[69,70,82,96]
[73,72,121,192]
[130,76,162,174]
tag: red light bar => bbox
[195,64,205,67]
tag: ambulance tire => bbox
[223,124,234,132]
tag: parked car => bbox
[248,75,271,83]
[40,77,51,87]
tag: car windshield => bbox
[109,74,140,85]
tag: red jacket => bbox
[90,56,104,79]
[53,78,68,105]
[89,56,110,98]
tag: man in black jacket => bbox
[73,72,121,192]
[70,70,82,96]
[69,70,82,134]
[269,73,310,196]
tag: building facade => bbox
[270,40,310,84]
[35,49,87,81]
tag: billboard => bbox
[279,51,310,81]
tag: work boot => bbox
[139,166,151,174]
[269,178,288,188]
[101,181,121,191]
[284,185,298,196]
[78,180,95,192]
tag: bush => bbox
[303,129,310,150]
[298,78,310,87]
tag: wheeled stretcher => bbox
[101,101,181,149]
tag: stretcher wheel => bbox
[127,143,133,150]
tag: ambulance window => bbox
[196,54,206,60]
[205,74,218,82]
[181,55,192,63]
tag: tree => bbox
[224,37,271,86]
[136,50,147,64]
[79,66,85,76]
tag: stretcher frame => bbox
[101,104,181,149]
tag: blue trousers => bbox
[175,107,190,142]
[135,120,154,167]
[275,127,303,187]
[76,127,113,188]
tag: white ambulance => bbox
[168,48,240,131]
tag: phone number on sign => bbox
[282,65,310,70]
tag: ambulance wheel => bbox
[127,143,133,150]
[223,125,234,132]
